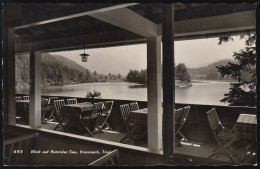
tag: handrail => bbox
[89,149,119,165]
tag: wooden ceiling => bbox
[2,3,256,53]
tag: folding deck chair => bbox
[47,97,58,121]
[53,99,67,131]
[206,108,239,163]
[97,101,114,130]
[81,102,104,136]
[23,96,30,100]
[15,96,22,101]
[119,104,139,145]
[176,106,190,142]
[174,108,184,147]
[129,102,139,111]
[41,98,48,124]
[67,98,77,105]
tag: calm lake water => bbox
[17,80,230,106]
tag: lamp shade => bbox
[80,52,90,62]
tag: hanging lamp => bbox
[80,47,89,62]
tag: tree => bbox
[216,34,256,107]
[175,63,191,83]
[85,70,92,83]
[118,73,121,79]
[94,71,97,76]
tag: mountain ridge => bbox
[187,59,237,80]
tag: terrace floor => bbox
[38,121,257,165]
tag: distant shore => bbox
[175,81,192,88]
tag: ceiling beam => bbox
[158,10,255,36]
[15,3,138,30]
[89,8,160,37]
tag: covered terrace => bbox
[2,3,258,165]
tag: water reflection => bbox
[16,81,230,105]
[128,84,147,88]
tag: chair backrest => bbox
[206,108,224,137]
[23,96,30,100]
[103,101,114,114]
[120,104,131,121]
[48,97,59,105]
[15,96,22,101]
[54,99,65,113]
[92,102,104,118]
[67,98,77,105]
[54,99,65,122]
[41,98,47,107]
[3,132,39,165]
[89,149,120,166]
[180,106,190,125]
[41,98,46,104]
[175,108,184,123]
[129,102,139,111]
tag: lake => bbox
[17,80,230,106]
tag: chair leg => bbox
[179,131,188,141]
[48,109,57,121]
[41,116,47,124]
[221,147,236,163]
[79,120,93,137]
[212,145,224,153]
[120,127,139,144]
[54,123,61,130]
[103,122,112,130]
[175,138,183,147]
[208,143,237,164]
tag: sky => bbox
[50,36,246,76]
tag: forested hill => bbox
[188,59,238,80]
[42,54,90,74]
[15,53,93,89]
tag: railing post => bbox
[162,3,175,157]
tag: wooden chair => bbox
[23,96,30,100]
[119,104,139,144]
[81,102,104,136]
[176,106,190,142]
[206,108,239,163]
[174,108,184,147]
[97,101,114,130]
[15,96,22,101]
[53,99,66,131]
[47,97,59,121]
[89,149,120,166]
[67,98,77,105]
[129,102,139,111]
[3,132,39,165]
[41,98,48,124]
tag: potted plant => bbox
[86,90,101,104]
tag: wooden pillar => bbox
[29,51,41,128]
[4,28,16,126]
[147,36,163,150]
[162,4,175,157]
